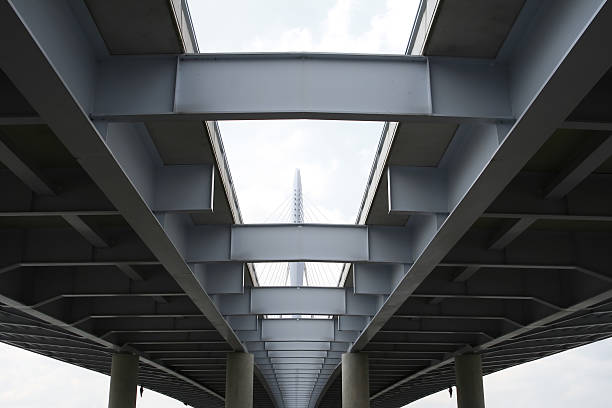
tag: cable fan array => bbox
[255,185,344,288]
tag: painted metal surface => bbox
[0,0,612,407]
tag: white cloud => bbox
[6,2,612,408]
[0,343,184,407]
[189,0,419,54]
[219,119,382,224]
[247,0,419,53]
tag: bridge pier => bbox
[342,352,369,408]
[108,353,139,408]
[225,352,254,408]
[454,354,485,408]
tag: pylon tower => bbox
[288,169,304,287]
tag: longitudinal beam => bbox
[91,54,512,122]
[358,0,612,404]
[0,0,243,367]
[356,0,612,354]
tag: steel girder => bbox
[91,53,513,123]
[352,0,612,355]
[0,0,245,357]
[318,0,612,406]
[1,0,612,407]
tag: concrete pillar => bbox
[225,352,254,408]
[342,352,369,408]
[108,353,139,408]
[454,354,485,408]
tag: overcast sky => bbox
[2,1,612,407]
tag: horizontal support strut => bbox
[188,224,413,263]
[92,53,513,122]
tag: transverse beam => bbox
[92,54,513,123]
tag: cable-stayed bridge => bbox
[255,169,343,289]
[1,1,612,408]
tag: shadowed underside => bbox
[1,0,612,407]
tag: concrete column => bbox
[225,352,254,408]
[342,352,369,408]
[454,354,485,408]
[108,353,139,408]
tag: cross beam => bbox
[92,53,512,123]
[187,224,412,263]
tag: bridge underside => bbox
[1,0,612,407]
